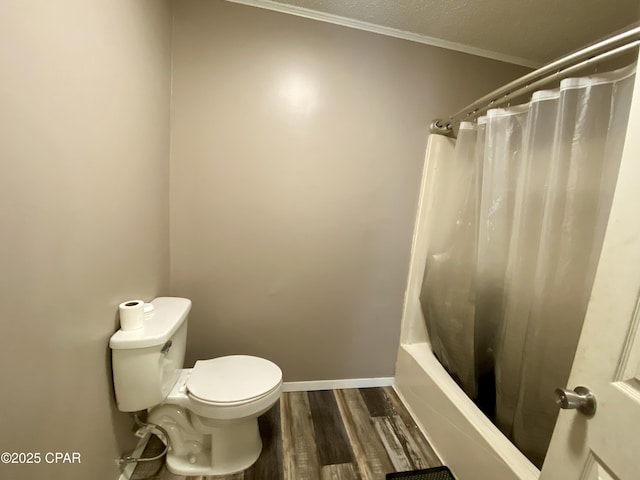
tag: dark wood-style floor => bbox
[131,387,441,480]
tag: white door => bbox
[542,56,640,480]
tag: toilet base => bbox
[165,417,263,476]
[146,369,281,476]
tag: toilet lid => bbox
[187,355,282,404]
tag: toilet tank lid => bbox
[109,297,191,350]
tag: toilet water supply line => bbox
[117,413,169,468]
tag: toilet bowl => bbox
[149,355,282,475]
[110,297,283,476]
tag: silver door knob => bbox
[554,386,596,416]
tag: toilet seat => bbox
[186,355,282,406]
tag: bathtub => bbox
[393,135,539,480]
[394,342,539,480]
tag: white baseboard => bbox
[117,433,150,480]
[282,377,394,392]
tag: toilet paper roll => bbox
[119,300,145,331]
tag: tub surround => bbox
[393,135,539,479]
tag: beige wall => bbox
[0,1,172,479]
[170,0,529,381]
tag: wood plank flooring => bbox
[131,387,440,480]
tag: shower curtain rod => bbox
[431,25,640,136]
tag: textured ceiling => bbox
[229,0,640,66]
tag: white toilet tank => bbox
[110,297,191,412]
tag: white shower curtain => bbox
[420,123,481,397]
[419,63,636,467]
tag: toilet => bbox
[109,297,282,476]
